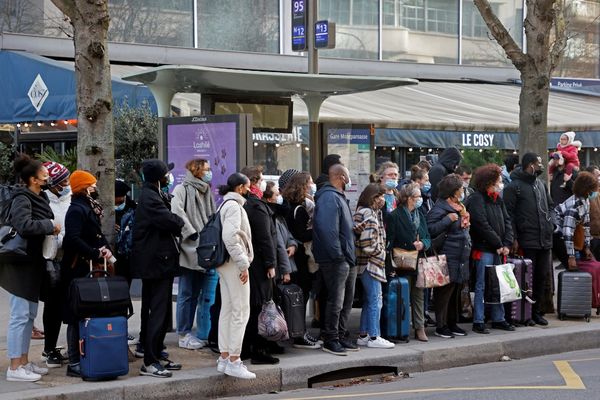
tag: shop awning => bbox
[0,50,155,123]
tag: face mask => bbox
[89,190,99,200]
[373,197,385,210]
[344,177,352,192]
[458,192,465,202]
[495,183,504,193]
[415,197,423,209]
[38,177,50,191]
[115,202,126,211]
[201,170,213,183]
[275,195,284,205]
[259,180,267,192]
[589,191,599,200]
[384,179,397,190]
[462,182,470,189]
[422,182,432,193]
[309,183,317,196]
[535,167,544,177]
[58,185,71,197]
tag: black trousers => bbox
[433,283,460,329]
[67,323,80,365]
[42,288,63,353]
[141,278,172,366]
[521,248,553,315]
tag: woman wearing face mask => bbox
[170,159,217,351]
[0,155,60,382]
[465,164,515,334]
[553,171,599,271]
[354,184,395,349]
[61,170,113,379]
[411,168,433,215]
[374,162,400,225]
[426,174,472,339]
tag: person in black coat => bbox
[61,170,113,379]
[503,153,554,326]
[429,147,462,202]
[131,159,184,378]
[0,155,59,382]
[426,174,471,339]
[465,164,515,334]
[240,166,279,364]
[114,179,136,284]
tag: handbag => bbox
[0,225,28,256]
[573,223,585,251]
[484,259,521,304]
[392,248,418,271]
[257,280,289,341]
[416,251,450,289]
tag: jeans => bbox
[359,272,383,337]
[196,269,219,341]
[473,252,505,324]
[7,295,38,359]
[320,262,357,342]
[67,323,80,365]
[176,268,205,335]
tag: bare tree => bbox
[50,0,115,242]
[474,0,568,164]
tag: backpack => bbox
[196,199,235,269]
[0,185,17,225]
[117,209,135,256]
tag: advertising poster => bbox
[166,121,238,204]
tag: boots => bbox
[415,328,428,342]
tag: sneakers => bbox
[24,362,48,376]
[140,363,172,378]
[367,336,395,349]
[304,333,323,345]
[293,335,321,349]
[224,359,256,379]
[216,356,228,373]
[357,335,370,347]
[449,325,468,336]
[127,334,138,346]
[472,323,490,334]
[322,340,347,356]
[160,358,182,371]
[66,363,82,378]
[532,314,549,326]
[434,327,455,339]
[6,366,41,382]
[178,333,205,350]
[491,321,516,331]
[42,349,64,368]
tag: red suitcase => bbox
[576,259,600,314]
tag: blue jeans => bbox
[359,272,383,337]
[320,262,357,342]
[474,252,506,324]
[7,294,38,359]
[176,268,208,335]
[195,269,218,341]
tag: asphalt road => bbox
[233,349,600,400]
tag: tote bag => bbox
[484,262,521,304]
[416,253,450,289]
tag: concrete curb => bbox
[4,323,600,400]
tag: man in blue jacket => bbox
[313,164,357,356]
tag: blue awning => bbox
[0,50,156,123]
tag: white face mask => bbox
[344,176,352,191]
[259,180,267,192]
[275,195,284,205]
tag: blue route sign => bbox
[292,0,307,51]
[315,20,336,49]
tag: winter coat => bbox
[426,199,471,283]
[465,191,513,254]
[386,206,431,277]
[0,188,54,302]
[286,200,312,277]
[268,202,298,278]
[45,189,71,252]
[550,169,575,206]
[503,167,554,250]
[429,148,462,202]
[555,143,581,168]
[61,195,110,323]
[244,193,278,306]
[354,207,386,282]
[313,184,356,267]
[131,183,184,280]
[590,196,600,238]
[220,192,253,271]
[171,171,216,270]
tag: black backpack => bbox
[196,199,235,269]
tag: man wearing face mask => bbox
[503,153,554,326]
[313,164,357,356]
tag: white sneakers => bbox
[357,336,395,349]
[178,333,206,350]
[218,357,256,379]
[24,362,49,375]
[6,365,42,382]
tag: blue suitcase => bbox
[79,317,128,380]
[196,269,219,341]
[380,277,410,342]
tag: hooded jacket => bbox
[312,183,356,266]
[465,190,513,254]
[503,167,554,250]
[429,148,463,202]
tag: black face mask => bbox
[89,190,100,200]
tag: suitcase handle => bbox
[87,269,111,279]
[79,338,85,357]
[89,259,108,272]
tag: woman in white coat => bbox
[215,173,255,379]
[171,159,216,350]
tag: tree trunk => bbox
[51,0,115,243]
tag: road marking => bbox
[280,360,587,400]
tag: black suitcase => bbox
[557,271,592,322]
[276,283,305,338]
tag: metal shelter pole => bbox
[303,94,326,178]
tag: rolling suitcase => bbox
[575,259,600,315]
[557,271,592,322]
[504,257,534,326]
[276,283,306,339]
[380,277,410,342]
[79,316,128,380]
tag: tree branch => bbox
[550,0,568,73]
[473,0,528,71]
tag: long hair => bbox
[281,172,311,204]
[357,183,386,208]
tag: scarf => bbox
[447,198,470,229]
[86,194,104,219]
[249,185,263,200]
[486,189,499,202]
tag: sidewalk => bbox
[2,271,600,399]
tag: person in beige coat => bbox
[215,173,255,380]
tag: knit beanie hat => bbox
[70,170,97,194]
[521,153,540,169]
[561,131,576,146]
[42,161,70,188]
[278,169,300,190]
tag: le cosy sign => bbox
[461,133,495,147]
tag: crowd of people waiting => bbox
[2,130,600,381]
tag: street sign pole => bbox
[307,0,318,74]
